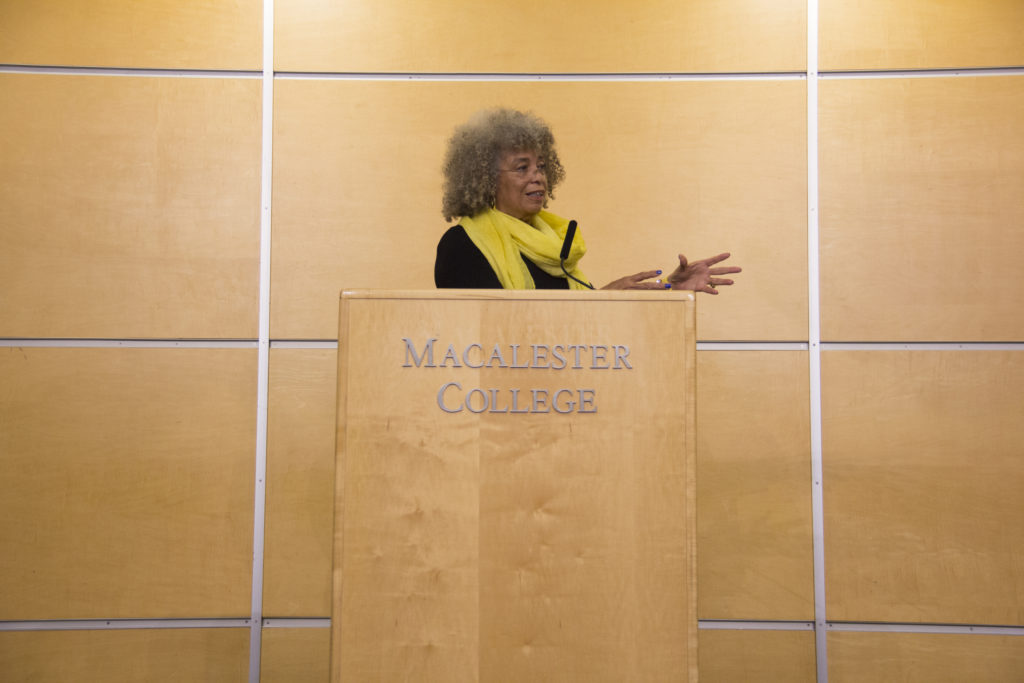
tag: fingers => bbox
[630,269,663,282]
[628,269,675,290]
[601,269,667,290]
[628,270,668,289]
[691,252,732,268]
[680,252,741,273]
[609,259,739,292]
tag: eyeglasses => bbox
[499,162,547,178]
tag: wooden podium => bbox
[333,290,698,682]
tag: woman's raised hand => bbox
[666,253,741,294]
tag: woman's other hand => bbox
[601,269,672,290]
[667,253,741,294]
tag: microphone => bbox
[560,220,578,261]
[559,220,594,289]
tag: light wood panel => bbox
[261,627,331,683]
[0,0,261,70]
[276,0,804,73]
[819,76,1024,341]
[822,351,1024,625]
[0,628,249,682]
[828,631,1024,683]
[272,80,806,341]
[0,347,256,619]
[698,629,816,682]
[264,349,336,617]
[334,290,697,681]
[820,1,1024,71]
[0,73,262,339]
[697,351,814,620]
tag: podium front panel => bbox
[333,290,697,682]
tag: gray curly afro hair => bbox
[441,108,566,222]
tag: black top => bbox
[434,225,570,289]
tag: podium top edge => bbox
[340,288,695,302]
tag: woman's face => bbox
[494,149,547,222]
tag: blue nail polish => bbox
[664,283,671,289]
[657,270,662,275]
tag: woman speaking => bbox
[434,108,740,291]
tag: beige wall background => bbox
[1,1,1022,681]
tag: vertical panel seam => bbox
[249,0,274,681]
[807,1,829,681]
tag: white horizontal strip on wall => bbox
[698,342,810,351]
[262,618,331,628]
[0,64,261,79]
[276,66,1024,82]
[0,619,251,631]
[700,620,815,631]
[822,342,1024,351]
[4,618,1019,634]
[275,71,807,82]
[820,66,1024,80]
[270,340,339,349]
[7,64,1021,82]
[244,340,1024,350]
[0,339,258,349]
[827,622,1024,636]
[5,339,1023,351]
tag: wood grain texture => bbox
[261,627,331,683]
[0,629,249,682]
[820,0,1024,71]
[272,80,806,341]
[0,0,261,70]
[699,629,816,683]
[697,351,814,620]
[0,347,256,619]
[276,0,804,73]
[264,349,337,617]
[0,73,261,339]
[822,351,1024,625]
[828,631,1024,683]
[820,76,1024,341]
[333,290,697,682]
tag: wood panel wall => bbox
[1,1,1021,681]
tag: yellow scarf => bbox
[458,208,590,290]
